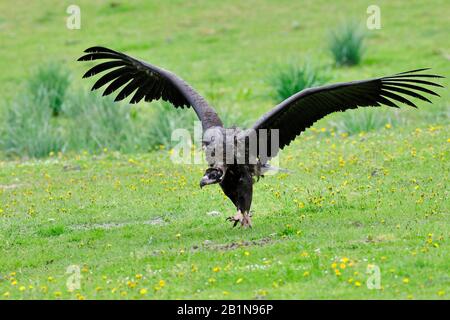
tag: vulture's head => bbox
[200,167,224,188]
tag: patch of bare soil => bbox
[192,236,276,252]
[69,217,166,231]
[0,184,24,190]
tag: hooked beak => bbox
[200,175,215,189]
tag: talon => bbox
[227,210,252,228]
[241,212,252,228]
[227,210,244,227]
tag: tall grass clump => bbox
[146,102,198,148]
[269,62,329,102]
[328,108,399,135]
[0,92,64,158]
[329,21,366,66]
[62,91,145,152]
[27,62,70,116]
[0,62,208,158]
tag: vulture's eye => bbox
[206,168,223,180]
[210,171,219,179]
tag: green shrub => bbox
[218,105,250,129]
[269,62,329,102]
[62,91,144,152]
[328,108,398,135]
[1,61,223,158]
[146,102,198,149]
[38,225,65,237]
[0,92,64,158]
[329,21,366,66]
[27,62,71,117]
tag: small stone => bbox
[144,217,164,225]
[207,211,221,217]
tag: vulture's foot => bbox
[226,210,243,227]
[241,212,252,228]
[226,211,252,228]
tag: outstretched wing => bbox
[78,46,223,131]
[251,69,444,162]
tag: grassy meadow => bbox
[0,0,449,299]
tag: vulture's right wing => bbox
[79,46,223,131]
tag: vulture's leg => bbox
[220,170,242,227]
[240,211,252,228]
[221,168,253,228]
[232,173,253,228]
[221,184,243,226]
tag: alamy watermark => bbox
[66,5,81,30]
[66,265,81,291]
[170,121,280,169]
[366,264,381,289]
[366,5,381,30]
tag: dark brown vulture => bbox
[79,47,443,228]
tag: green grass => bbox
[27,62,70,117]
[1,0,448,120]
[268,61,329,102]
[328,21,366,66]
[0,123,448,299]
[0,92,65,158]
[0,0,449,300]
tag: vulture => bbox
[79,46,443,228]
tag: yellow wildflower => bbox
[208,278,216,284]
[139,288,148,295]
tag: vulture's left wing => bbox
[78,46,223,131]
[251,69,444,162]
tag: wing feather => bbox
[251,69,444,161]
[79,46,222,130]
